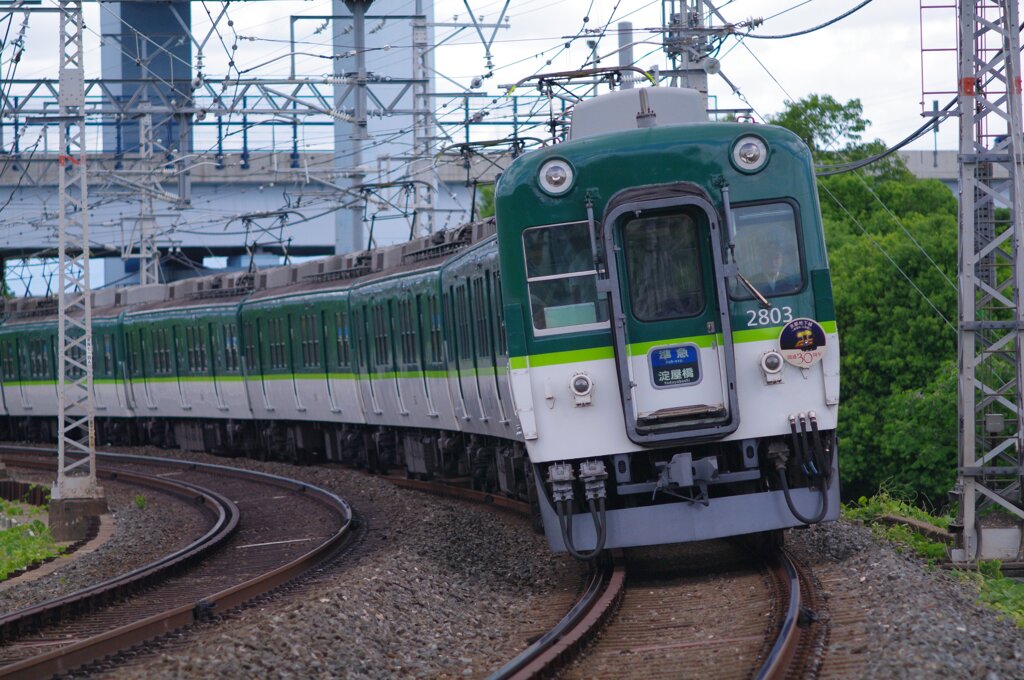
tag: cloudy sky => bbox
[4,0,957,151]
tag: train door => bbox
[356,305,382,415]
[286,312,306,413]
[208,322,228,411]
[415,292,438,417]
[446,285,470,421]
[601,195,738,444]
[387,299,408,415]
[136,328,157,409]
[321,309,342,414]
[172,325,191,411]
[255,319,274,411]
[485,270,509,424]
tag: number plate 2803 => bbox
[649,344,701,388]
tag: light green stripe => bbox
[524,346,616,368]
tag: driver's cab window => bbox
[523,221,609,334]
[728,202,803,299]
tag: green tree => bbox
[475,183,495,219]
[770,94,959,507]
[767,94,867,155]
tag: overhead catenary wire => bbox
[746,0,876,39]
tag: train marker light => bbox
[538,158,575,195]
[730,135,769,173]
[760,350,784,384]
[569,372,594,406]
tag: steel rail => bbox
[0,445,354,680]
[383,472,627,679]
[754,548,804,680]
[385,474,530,516]
[487,556,625,680]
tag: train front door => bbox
[601,193,738,445]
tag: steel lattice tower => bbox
[952,0,1024,563]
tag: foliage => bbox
[767,94,867,154]
[958,562,1024,627]
[844,491,951,564]
[0,520,62,579]
[848,492,1023,626]
[475,183,495,219]
[769,94,959,507]
[844,488,951,529]
[134,494,148,511]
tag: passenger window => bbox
[728,203,802,299]
[623,212,705,321]
[522,221,608,333]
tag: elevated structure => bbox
[952,0,1024,563]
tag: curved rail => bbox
[385,474,530,516]
[487,556,625,680]
[0,446,354,680]
[0,459,239,644]
[381,472,626,680]
[755,548,806,680]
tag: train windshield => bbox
[622,212,705,321]
[523,221,609,333]
[728,203,802,299]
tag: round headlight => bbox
[731,135,769,173]
[538,158,574,195]
[570,372,593,396]
[761,351,783,373]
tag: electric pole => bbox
[952,0,1024,563]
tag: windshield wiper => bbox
[735,271,771,309]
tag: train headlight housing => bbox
[569,372,594,406]
[538,158,574,196]
[760,350,784,385]
[731,135,769,174]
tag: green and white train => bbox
[0,86,839,556]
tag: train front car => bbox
[496,87,840,556]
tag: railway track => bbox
[0,445,353,679]
[386,473,827,679]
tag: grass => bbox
[134,494,147,511]
[843,489,1024,628]
[0,520,62,580]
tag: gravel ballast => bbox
[789,520,1024,679]
[2,446,1019,678]
[0,477,209,613]
[99,451,579,679]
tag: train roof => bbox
[0,218,498,323]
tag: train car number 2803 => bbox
[745,306,794,327]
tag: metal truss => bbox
[952,0,1024,563]
[54,0,100,501]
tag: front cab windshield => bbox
[523,221,609,334]
[728,202,803,299]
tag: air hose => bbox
[557,497,608,561]
[777,413,830,524]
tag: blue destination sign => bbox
[650,345,700,388]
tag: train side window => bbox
[727,202,803,299]
[494,272,507,356]
[300,313,320,368]
[224,322,239,372]
[1,341,14,380]
[335,310,350,368]
[429,295,443,365]
[455,285,472,361]
[522,221,609,333]
[103,334,115,377]
[243,321,256,372]
[472,277,491,358]
[622,212,705,321]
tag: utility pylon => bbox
[952,0,1024,563]
[51,0,106,540]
